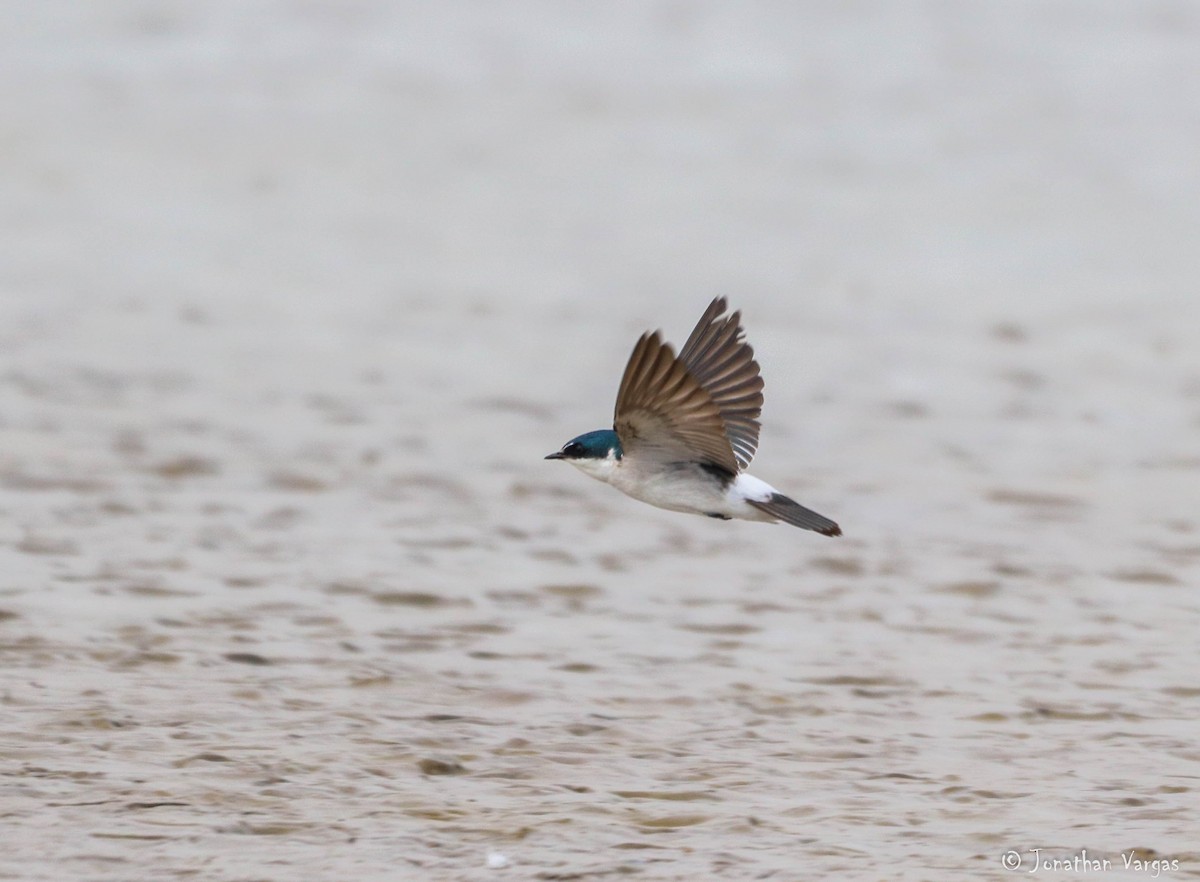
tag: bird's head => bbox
[545,429,622,477]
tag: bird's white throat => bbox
[566,450,621,483]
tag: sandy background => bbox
[3,3,1199,880]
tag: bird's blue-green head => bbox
[545,429,622,463]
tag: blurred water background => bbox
[2,3,1199,879]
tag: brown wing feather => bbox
[614,332,740,474]
[676,297,764,470]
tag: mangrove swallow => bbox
[546,298,841,536]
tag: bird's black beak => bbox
[544,451,564,460]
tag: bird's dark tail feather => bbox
[748,493,841,537]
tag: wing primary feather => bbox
[677,298,728,359]
[681,316,737,370]
[673,300,763,471]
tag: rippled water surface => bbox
[3,4,1200,880]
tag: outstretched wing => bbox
[676,298,764,470]
[614,330,739,474]
[613,298,763,475]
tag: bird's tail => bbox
[748,493,841,537]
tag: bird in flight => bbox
[546,298,841,536]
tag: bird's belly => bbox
[608,461,742,517]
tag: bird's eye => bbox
[564,442,583,457]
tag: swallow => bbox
[546,298,840,536]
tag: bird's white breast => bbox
[569,454,777,522]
